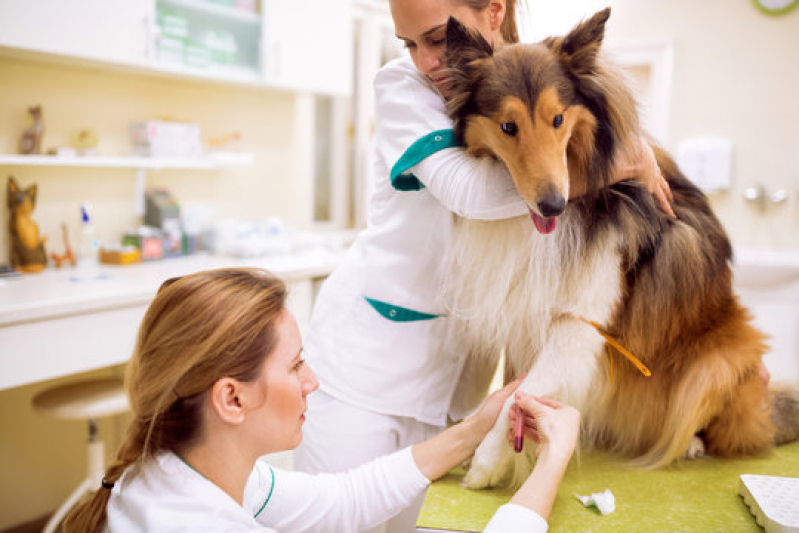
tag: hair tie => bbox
[101,478,115,490]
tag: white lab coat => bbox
[304,56,528,426]
[104,447,546,533]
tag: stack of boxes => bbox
[157,7,239,70]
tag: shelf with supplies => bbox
[0,153,255,215]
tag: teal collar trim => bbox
[254,466,275,518]
[390,129,458,191]
[176,454,206,480]
[365,297,441,322]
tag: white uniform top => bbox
[304,56,527,426]
[105,447,546,533]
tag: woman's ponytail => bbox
[61,422,147,532]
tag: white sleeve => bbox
[484,503,549,533]
[253,447,430,533]
[374,59,528,221]
[414,148,529,220]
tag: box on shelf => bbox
[123,228,165,261]
[158,10,189,39]
[129,120,202,158]
[99,245,141,265]
[158,37,185,64]
[185,40,212,68]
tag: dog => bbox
[439,9,799,490]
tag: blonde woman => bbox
[61,268,580,532]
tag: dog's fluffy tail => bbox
[771,387,799,445]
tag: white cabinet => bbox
[0,0,353,96]
[0,0,155,65]
[262,0,352,96]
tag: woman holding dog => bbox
[61,268,579,532]
[294,0,676,531]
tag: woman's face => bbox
[245,309,319,455]
[390,0,502,96]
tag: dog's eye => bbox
[553,114,564,129]
[500,122,518,136]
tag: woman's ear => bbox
[210,377,246,425]
[488,0,506,32]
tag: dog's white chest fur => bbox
[440,213,623,488]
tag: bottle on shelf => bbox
[77,203,100,268]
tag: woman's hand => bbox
[468,377,525,439]
[505,393,580,520]
[613,136,675,218]
[509,392,580,461]
[411,378,523,481]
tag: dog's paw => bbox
[462,432,512,489]
[684,435,706,459]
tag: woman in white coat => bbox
[61,268,580,532]
[294,1,673,530]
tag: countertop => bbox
[0,248,346,326]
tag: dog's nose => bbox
[537,194,566,218]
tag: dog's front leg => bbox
[462,317,604,489]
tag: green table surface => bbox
[417,440,799,532]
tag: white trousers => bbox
[294,389,443,533]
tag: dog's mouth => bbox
[530,210,558,234]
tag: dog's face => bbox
[445,9,611,234]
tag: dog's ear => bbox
[445,16,493,84]
[445,17,493,133]
[557,8,610,77]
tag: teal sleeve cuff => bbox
[390,129,458,191]
[365,297,441,322]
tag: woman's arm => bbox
[411,379,522,480]
[373,58,528,221]
[505,393,580,520]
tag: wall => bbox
[523,0,799,250]
[0,55,317,528]
[0,56,316,266]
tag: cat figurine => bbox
[7,176,47,273]
[19,105,44,155]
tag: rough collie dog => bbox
[440,9,799,489]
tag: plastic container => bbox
[77,203,100,268]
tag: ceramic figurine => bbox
[19,105,45,155]
[51,222,76,268]
[7,176,47,273]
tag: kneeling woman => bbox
[63,268,579,532]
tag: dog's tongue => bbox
[530,210,558,234]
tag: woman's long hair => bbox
[62,268,287,532]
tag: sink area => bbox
[731,248,799,385]
[732,248,799,291]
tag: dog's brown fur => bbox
[443,9,799,472]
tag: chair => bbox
[32,377,129,533]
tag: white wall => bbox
[521,0,799,250]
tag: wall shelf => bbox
[0,153,254,214]
[0,153,254,169]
